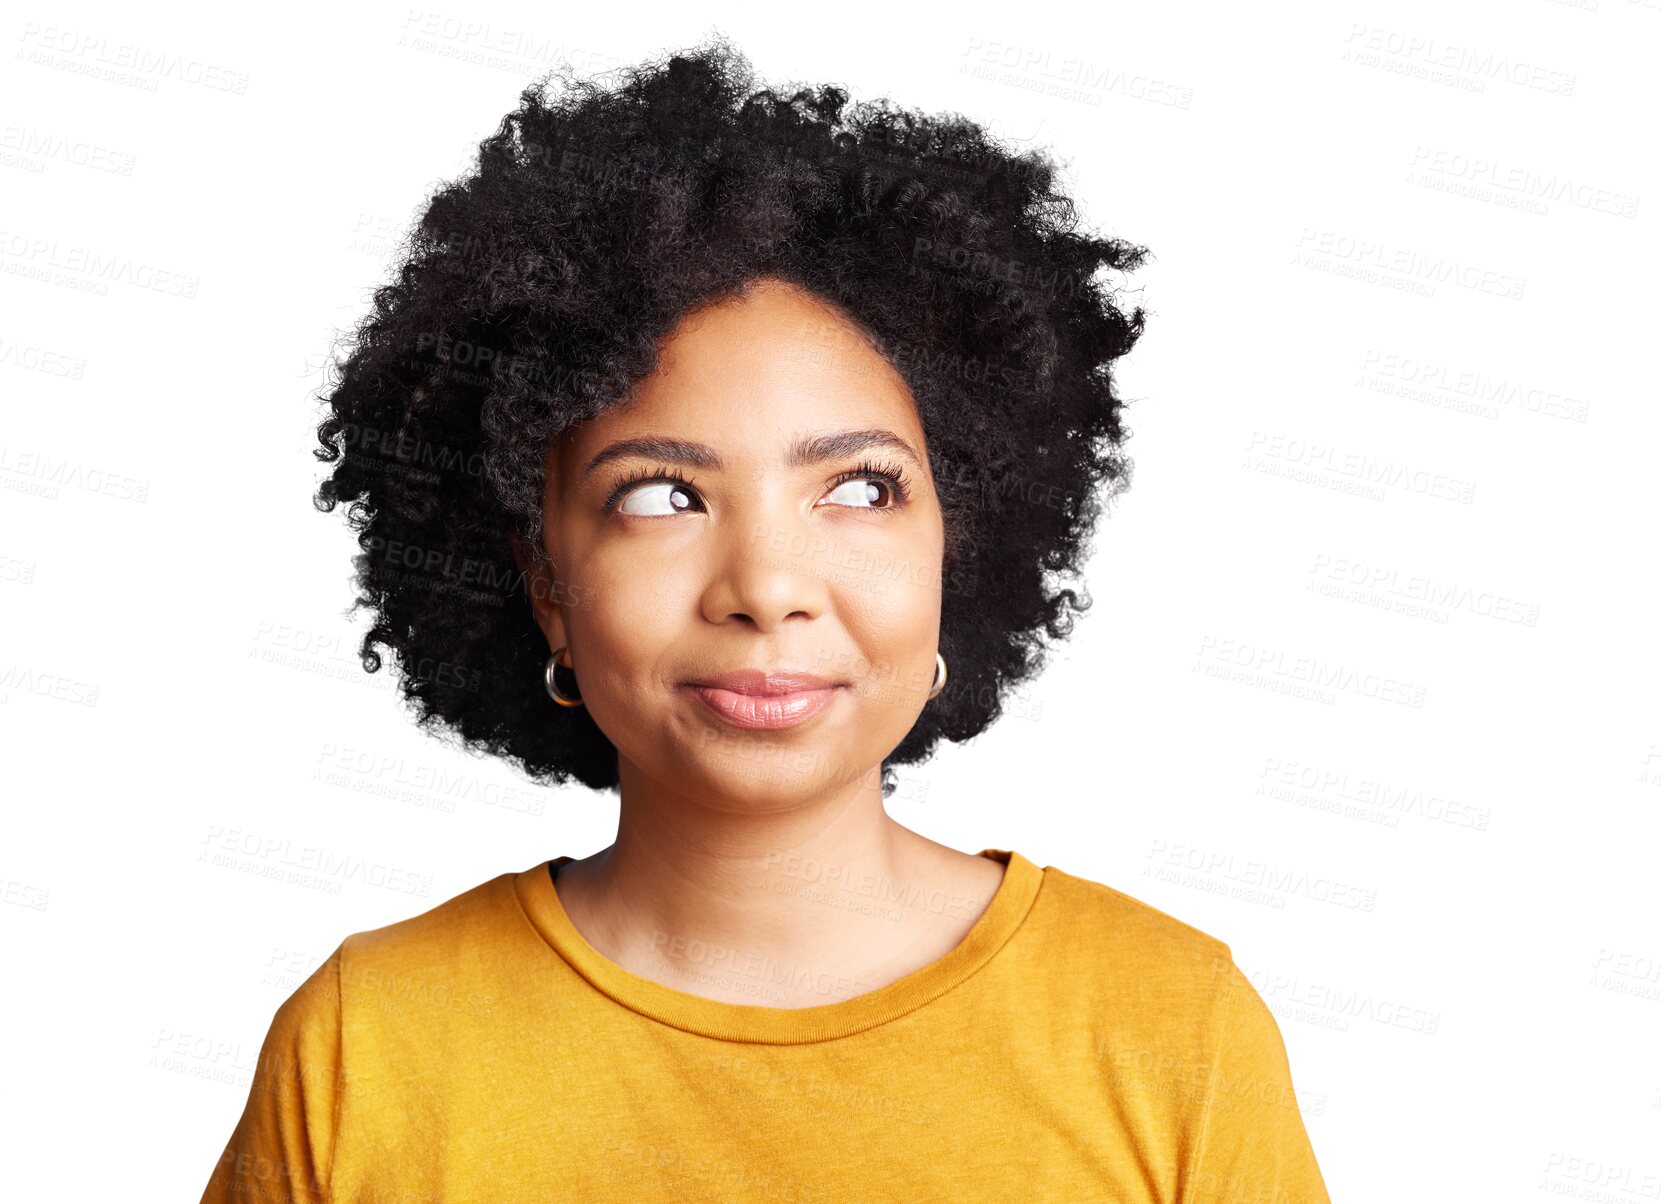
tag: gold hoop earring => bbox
[545,646,584,708]
[927,652,948,701]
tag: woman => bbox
[202,36,1330,1202]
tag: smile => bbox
[686,684,843,730]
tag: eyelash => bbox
[603,459,913,515]
[829,458,913,507]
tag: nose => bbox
[697,508,833,633]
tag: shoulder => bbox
[333,869,526,1026]
[1021,863,1320,1177]
[1033,860,1238,988]
[1021,861,1257,1075]
[344,868,517,955]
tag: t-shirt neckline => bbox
[511,848,1044,1044]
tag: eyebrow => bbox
[580,428,925,481]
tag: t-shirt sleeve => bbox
[199,943,345,1204]
[1181,953,1331,1204]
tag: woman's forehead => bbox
[648,279,901,393]
[556,285,922,467]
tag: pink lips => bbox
[683,669,844,731]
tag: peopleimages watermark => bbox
[1144,840,1379,912]
[15,23,251,94]
[0,229,199,299]
[199,826,433,896]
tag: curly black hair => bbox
[312,33,1151,798]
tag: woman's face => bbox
[521,277,946,810]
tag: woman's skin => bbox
[512,277,1006,1009]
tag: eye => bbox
[602,459,913,519]
[615,477,703,517]
[825,478,892,508]
[820,459,912,511]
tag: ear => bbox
[510,531,568,654]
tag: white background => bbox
[3,2,1658,1200]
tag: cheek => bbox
[836,570,941,703]
[566,548,690,682]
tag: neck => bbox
[554,756,995,1007]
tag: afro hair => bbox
[312,33,1151,798]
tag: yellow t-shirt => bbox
[200,849,1330,1202]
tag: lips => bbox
[684,669,841,695]
[682,669,845,731]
